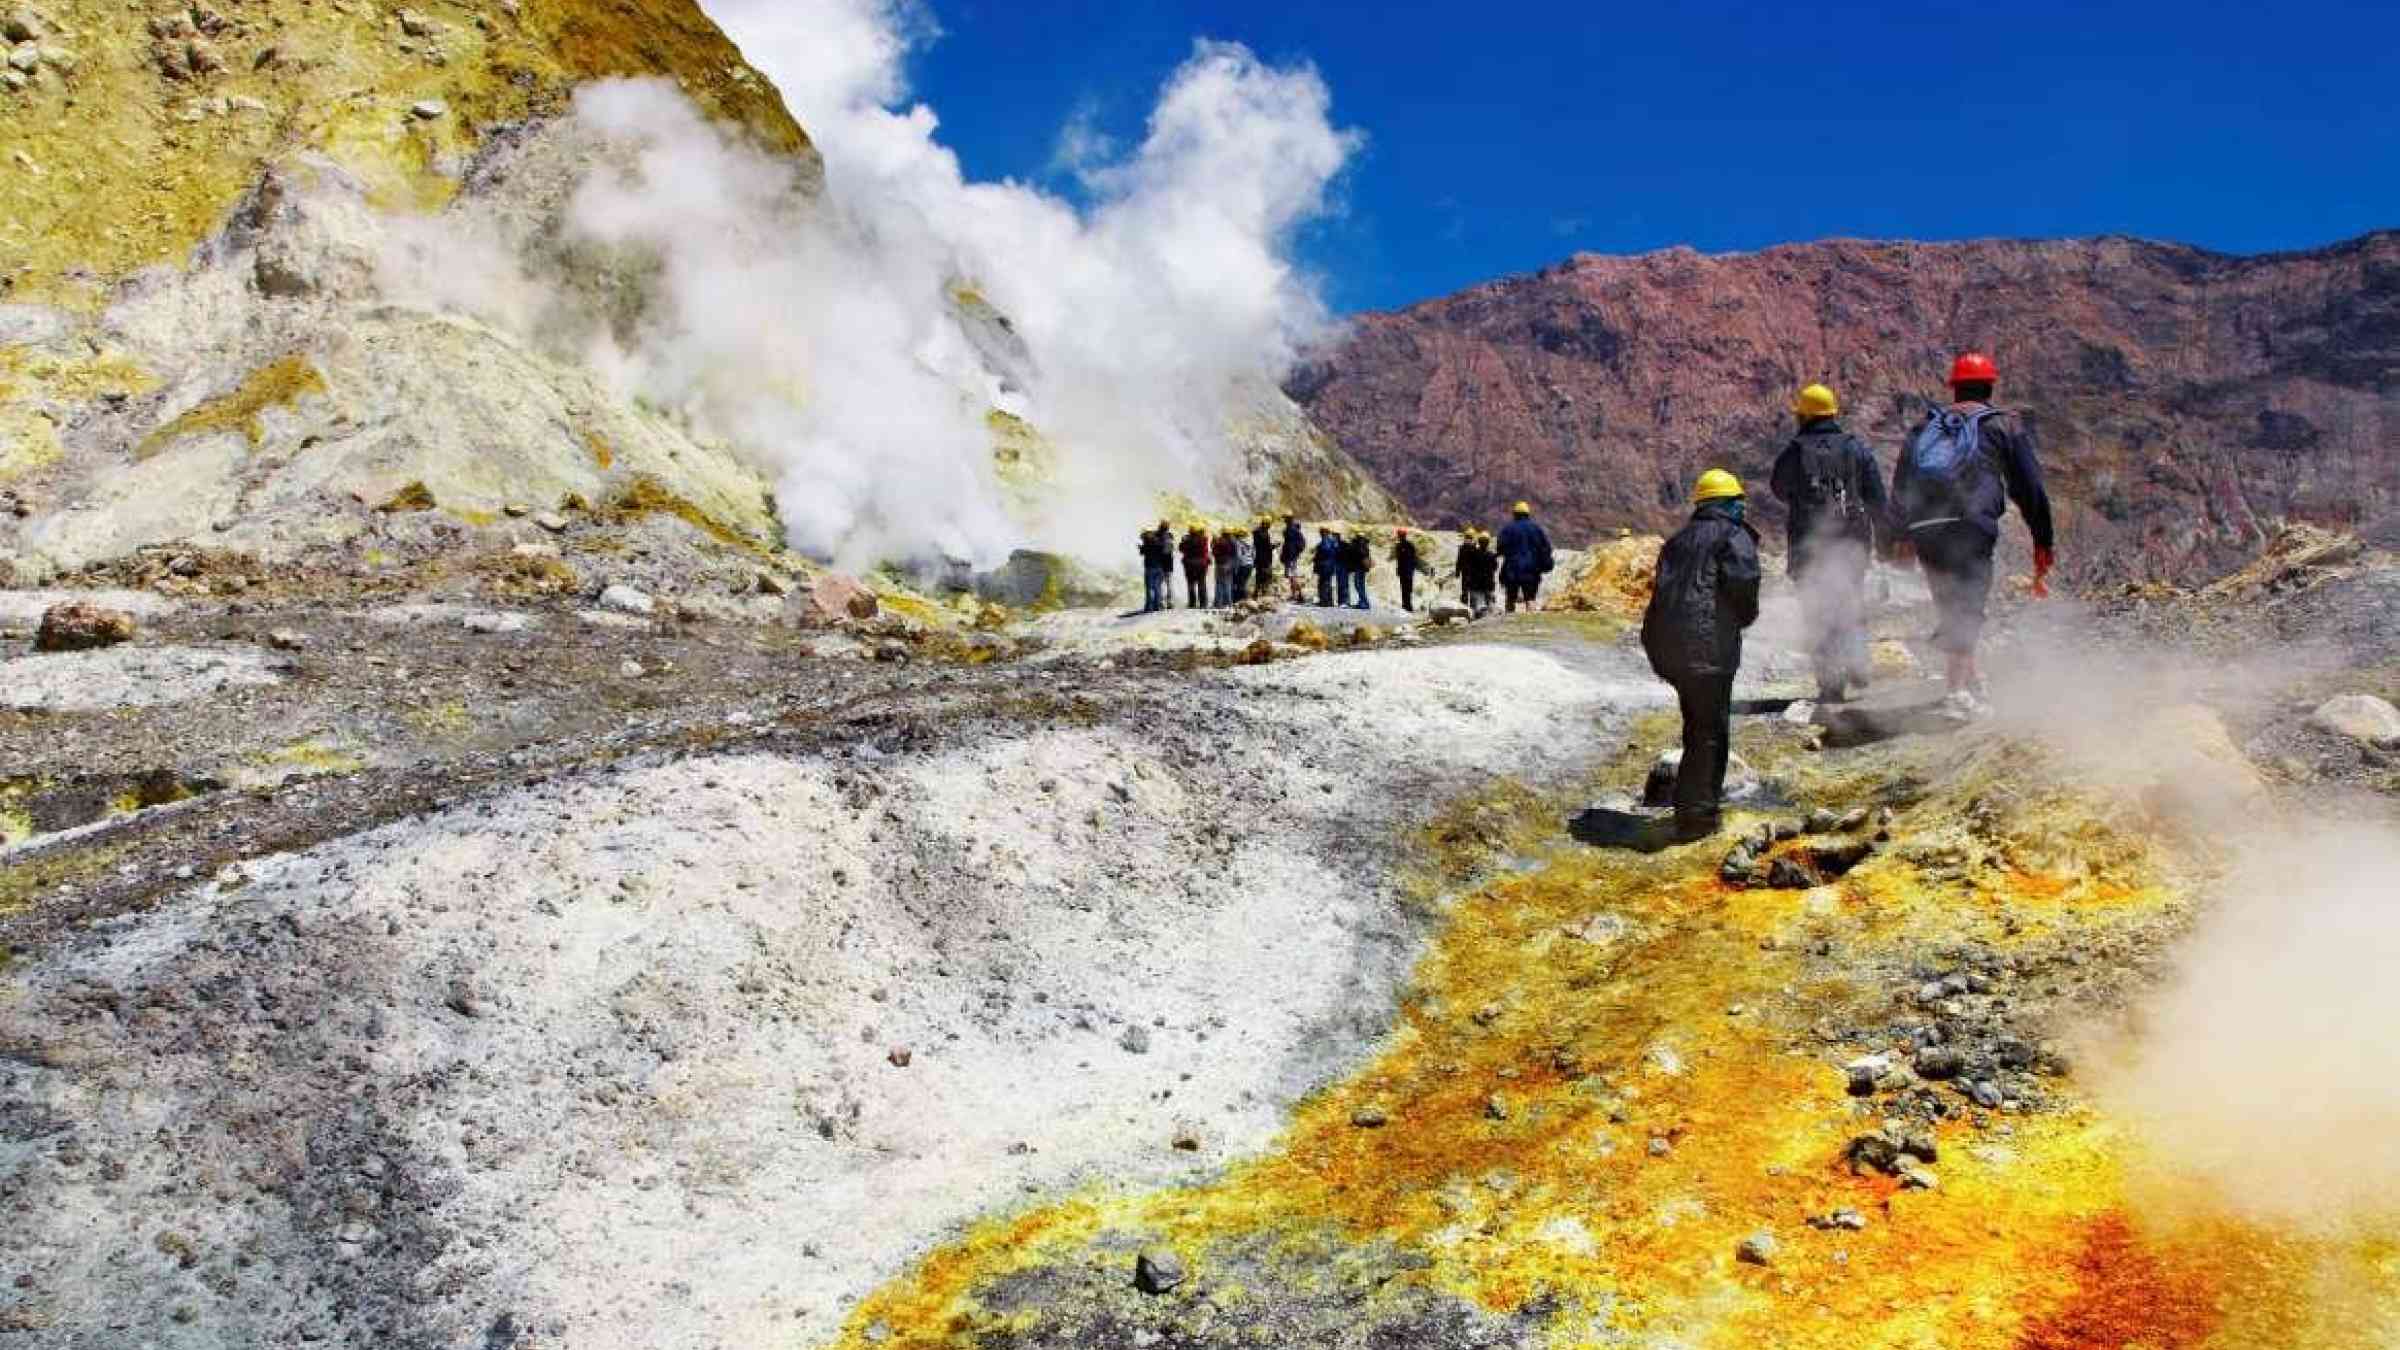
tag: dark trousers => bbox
[1398,569,1416,611]
[1671,672,1736,832]
[1505,577,1541,611]
[1143,564,1168,612]
[1317,571,1335,606]
[1185,571,1207,609]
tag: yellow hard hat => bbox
[1694,469,1745,503]
[1792,383,1840,419]
[1512,501,1531,516]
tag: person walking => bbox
[1344,527,1373,610]
[1251,517,1276,600]
[1179,521,1211,611]
[1769,382,1888,702]
[1641,470,1762,841]
[1393,528,1421,612]
[1891,351,2056,719]
[1458,529,1498,617]
[1497,501,1555,612]
[1281,514,1307,601]
[1212,527,1241,608]
[1314,526,1344,606]
[1138,518,1174,612]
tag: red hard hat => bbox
[1949,351,1999,386]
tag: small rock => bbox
[462,612,529,635]
[1764,857,1817,890]
[1484,1093,1510,1121]
[1843,1055,1888,1097]
[396,8,437,37]
[532,511,569,533]
[1898,1164,1939,1191]
[408,98,447,121]
[597,584,653,616]
[1969,1079,2005,1109]
[886,1047,911,1068]
[872,640,908,664]
[1647,1136,1672,1157]
[1117,1025,1151,1055]
[618,659,644,678]
[2311,693,2400,747]
[35,601,137,652]
[444,981,481,1018]
[1349,1106,1388,1129]
[264,629,308,651]
[1915,1046,1966,1080]
[753,570,789,597]
[6,43,37,73]
[3,9,40,42]
[1735,1232,1776,1266]
[1808,1208,1869,1231]
[1133,1248,1185,1295]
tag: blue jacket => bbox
[1312,536,1343,575]
[1496,517,1554,582]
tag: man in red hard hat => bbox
[1891,351,2055,719]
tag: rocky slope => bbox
[1290,233,2400,583]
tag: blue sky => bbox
[903,0,2399,313]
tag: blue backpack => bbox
[1900,406,2000,529]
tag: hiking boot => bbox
[1938,689,1992,723]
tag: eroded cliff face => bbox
[1291,234,2400,582]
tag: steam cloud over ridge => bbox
[566,0,1359,568]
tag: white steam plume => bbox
[567,0,1359,568]
[2091,825,2400,1228]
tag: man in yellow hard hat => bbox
[1179,520,1211,610]
[1138,517,1175,612]
[1496,501,1554,612]
[1641,470,1762,840]
[1250,516,1276,600]
[1770,382,1889,702]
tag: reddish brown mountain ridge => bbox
[1287,232,2400,583]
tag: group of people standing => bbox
[1135,504,1558,617]
[1641,350,2055,841]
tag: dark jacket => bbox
[1497,517,1554,583]
[1179,530,1210,576]
[1769,418,1888,557]
[1281,522,1306,565]
[1891,403,2054,551]
[1138,529,1172,569]
[1313,535,1342,575]
[1458,541,1498,590]
[1343,535,1371,572]
[1642,500,1763,680]
[1251,524,1274,568]
[1211,533,1238,565]
[1394,536,1420,575]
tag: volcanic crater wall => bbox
[1290,232,2400,582]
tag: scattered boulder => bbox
[1349,1105,1388,1129]
[1117,1025,1152,1055]
[791,573,880,626]
[531,511,570,534]
[1429,601,1471,625]
[1808,1209,1868,1232]
[35,601,137,652]
[1764,857,1816,890]
[2310,693,2400,747]
[1133,1248,1186,1295]
[263,629,308,652]
[461,612,530,635]
[408,98,447,121]
[377,481,437,513]
[1915,1046,1967,1080]
[597,584,654,616]
[3,8,40,42]
[1735,1232,1776,1266]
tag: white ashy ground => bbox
[0,644,287,712]
[1,641,1653,1348]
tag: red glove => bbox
[2032,546,2055,599]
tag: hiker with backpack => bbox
[1770,382,1888,703]
[1891,352,2056,719]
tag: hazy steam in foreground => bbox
[2093,825,2400,1227]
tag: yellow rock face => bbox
[0,0,810,307]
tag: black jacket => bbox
[1343,535,1371,571]
[1769,419,1888,557]
[1251,524,1274,568]
[1458,542,1498,589]
[1394,537,1420,574]
[1497,518,1554,582]
[1642,500,1763,680]
[1281,522,1306,565]
[1892,403,2054,551]
[1138,529,1172,569]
